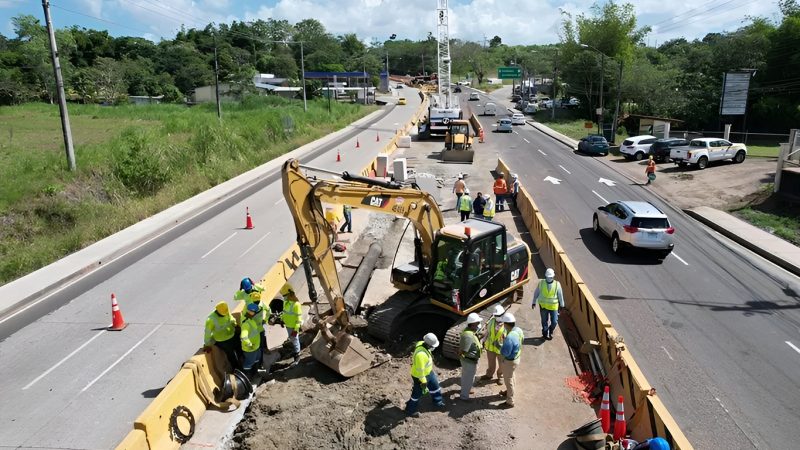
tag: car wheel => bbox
[633,152,643,161]
[734,151,746,163]
[697,156,708,170]
[592,214,600,233]
[611,233,624,255]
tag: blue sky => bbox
[0,0,782,46]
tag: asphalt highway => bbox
[465,88,800,449]
[0,90,421,449]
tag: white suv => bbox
[620,135,658,161]
[592,201,675,259]
[511,113,526,125]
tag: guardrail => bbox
[116,93,428,450]
[496,158,693,449]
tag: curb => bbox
[683,208,800,277]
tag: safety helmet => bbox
[466,312,482,325]
[464,188,470,194]
[280,282,295,297]
[246,302,260,314]
[649,155,654,160]
[492,305,505,316]
[457,174,463,179]
[641,438,670,450]
[423,332,440,349]
[545,268,555,280]
[215,301,229,316]
[240,277,254,293]
[501,312,516,324]
[512,173,518,179]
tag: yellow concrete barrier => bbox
[116,429,148,450]
[496,158,693,449]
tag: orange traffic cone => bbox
[245,207,254,229]
[613,395,626,441]
[108,293,127,331]
[376,131,380,142]
[599,385,611,433]
[356,138,360,149]
[336,149,342,162]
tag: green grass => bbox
[746,145,780,158]
[734,206,800,245]
[0,97,375,284]
[532,112,595,141]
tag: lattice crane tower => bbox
[436,0,452,108]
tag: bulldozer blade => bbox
[441,149,475,163]
[310,328,373,377]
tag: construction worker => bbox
[453,174,466,209]
[405,332,445,417]
[645,155,657,185]
[235,277,269,353]
[480,305,506,384]
[473,191,486,217]
[459,313,483,401]
[499,312,524,408]
[240,302,263,378]
[280,283,304,364]
[483,195,495,221]
[339,204,352,233]
[203,301,240,370]
[458,189,473,221]
[493,172,507,212]
[509,174,520,207]
[532,268,565,340]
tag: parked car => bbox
[537,97,552,109]
[453,85,462,93]
[556,97,580,109]
[398,97,407,105]
[468,92,480,101]
[620,135,658,161]
[511,113,526,125]
[592,201,675,258]
[670,138,747,170]
[523,103,538,114]
[516,100,528,110]
[649,138,689,163]
[577,135,610,156]
[511,94,522,102]
[483,102,497,116]
[497,118,513,132]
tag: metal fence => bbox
[669,130,789,148]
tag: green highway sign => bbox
[497,67,522,79]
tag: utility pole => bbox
[598,54,604,137]
[42,0,75,171]
[300,41,307,112]
[612,61,623,143]
[213,33,221,120]
[552,50,558,121]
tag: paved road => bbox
[464,88,800,449]
[0,91,421,449]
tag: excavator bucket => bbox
[310,327,373,377]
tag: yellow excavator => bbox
[442,119,475,163]
[281,159,531,377]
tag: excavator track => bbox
[366,292,421,342]
[441,303,506,360]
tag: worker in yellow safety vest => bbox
[234,277,269,352]
[499,313,524,408]
[480,305,506,384]
[240,302,263,378]
[483,196,495,221]
[203,301,240,370]
[405,332,445,417]
[280,283,303,364]
[458,189,473,221]
[459,313,483,401]
[531,268,565,341]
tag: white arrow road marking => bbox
[544,176,561,185]
[202,232,237,259]
[592,190,609,204]
[537,149,547,156]
[513,131,519,135]
[786,341,800,355]
[523,138,530,143]
[671,252,689,266]
[598,178,616,186]
[82,323,164,393]
[559,165,571,174]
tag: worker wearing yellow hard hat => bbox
[280,283,303,365]
[204,301,240,370]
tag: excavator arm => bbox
[280,158,445,377]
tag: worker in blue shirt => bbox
[498,312,524,408]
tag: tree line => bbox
[1,1,799,132]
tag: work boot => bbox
[290,352,300,366]
[499,390,507,397]
[480,374,492,381]
[407,411,420,418]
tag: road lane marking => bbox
[544,176,561,185]
[559,165,571,174]
[201,232,237,259]
[523,138,530,144]
[787,341,800,355]
[274,198,286,205]
[82,323,163,392]
[598,178,616,186]
[513,131,519,135]
[240,232,271,258]
[671,252,689,266]
[592,190,609,204]
[661,346,674,361]
[715,397,730,414]
[23,330,107,390]
[537,149,547,156]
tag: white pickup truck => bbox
[670,137,747,170]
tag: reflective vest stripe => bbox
[205,313,235,346]
[240,317,261,353]
[484,200,495,218]
[459,196,471,211]
[537,280,560,310]
[282,300,302,330]
[410,342,433,379]
[484,317,506,353]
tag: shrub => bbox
[112,129,170,196]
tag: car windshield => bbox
[631,217,670,229]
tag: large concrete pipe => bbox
[344,242,382,315]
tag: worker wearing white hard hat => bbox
[499,312,524,408]
[405,332,445,417]
[508,173,521,208]
[459,313,483,401]
[480,305,507,384]
[532,267,565,341]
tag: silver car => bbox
[592,201,674,258]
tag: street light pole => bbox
[599,53,604,136]
[300,41,307,112]
[612,61,623,143]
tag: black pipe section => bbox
[344,242,382,315]
[341,171,403,190]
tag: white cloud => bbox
[80,0,103,18]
